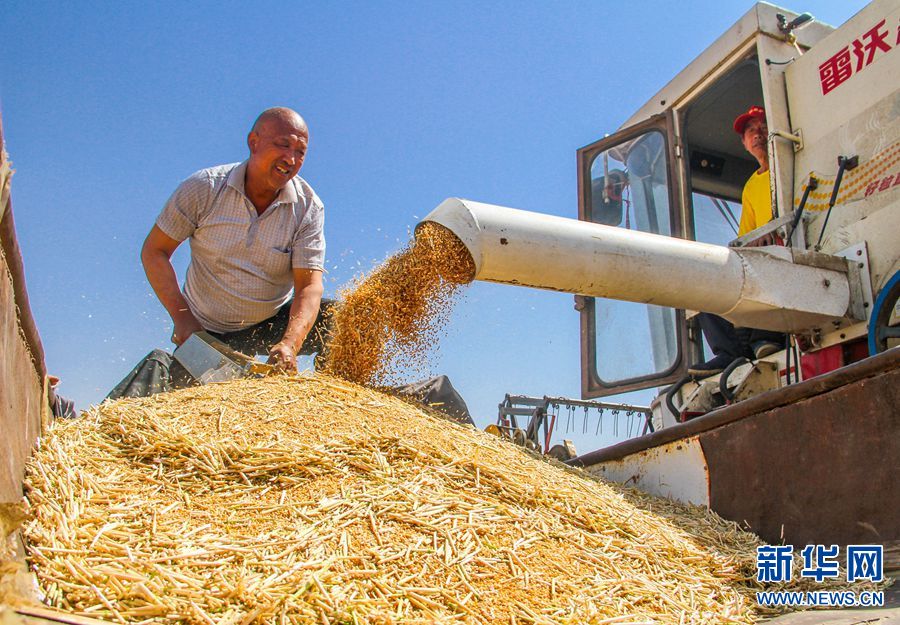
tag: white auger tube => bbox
[419,198,852,333]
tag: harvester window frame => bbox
[577,113,690,398]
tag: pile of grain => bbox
[322,222,475,386]
[23,375,865,624]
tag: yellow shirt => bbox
[737,169,772,237]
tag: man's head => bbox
[733,105,768,168]
[246,107,309,196]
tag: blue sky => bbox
[2,1,864,453]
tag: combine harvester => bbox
[422,0,899,557]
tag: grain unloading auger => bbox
[419,198,857,334]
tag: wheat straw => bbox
[21,375,876,624]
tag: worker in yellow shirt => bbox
[689,106,785,376]
[736,106,777,240]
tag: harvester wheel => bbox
[868,270,900,355]
[512,428,527,446]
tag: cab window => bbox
[579,122,682,396]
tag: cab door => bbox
[577,113,691,398]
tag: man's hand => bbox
[172,313,204,346]
[267,341,297,371]
[746,232,783,247]
[270,268,324,371]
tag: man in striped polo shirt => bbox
[108,107,327,398]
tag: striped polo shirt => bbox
[156,161,325,333]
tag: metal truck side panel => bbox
[0,118,46,504]
[0,220,44,504]
[702,363,900,546]
[571,347,900,548]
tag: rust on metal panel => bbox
[701,365,900,547]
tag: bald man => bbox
[108,108,327,398]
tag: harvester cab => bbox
[421,2,899,415]
[572,0,899,420]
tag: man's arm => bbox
[267,269,324,371]
[141,225,203,345]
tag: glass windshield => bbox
[589,131,671,233]
[692,192,739,245]
[587,129,678,384]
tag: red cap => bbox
[733,106,766,134]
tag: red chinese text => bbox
[864,172,900,197]
[819,18,894,96]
